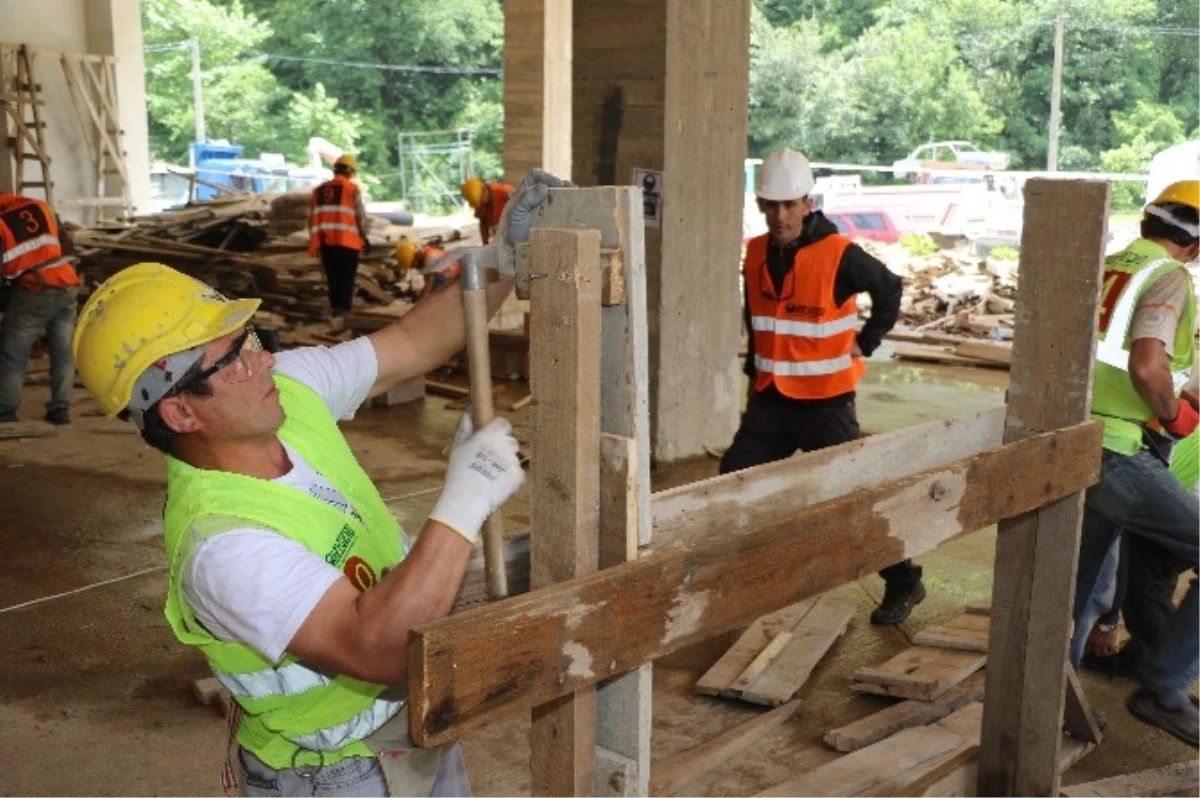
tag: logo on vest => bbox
[325,524,357,568]
[343,556,377,592]
[785,303,825,318]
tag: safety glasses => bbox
[171,327,264,395]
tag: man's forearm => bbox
[1130,338,1180,420]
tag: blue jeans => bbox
[239,743,470,797]
[0,285,77,416]
[1070,507,1121,668]
[1081,449,1199,698]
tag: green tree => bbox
[143,0,363,167]
[1100,101,1188,208]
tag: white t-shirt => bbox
[181,337,382,663]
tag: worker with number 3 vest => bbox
[723,149,920,625]
[0,192,78,425]
[309,154,369,317]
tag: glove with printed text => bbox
[428,413,525,545]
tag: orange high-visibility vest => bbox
[309,176,364,255]
[475,182,514,230]
[0,194,78,290]
[415,245,446,270]
[744,233,864,399]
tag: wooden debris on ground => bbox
[649,699,801,797]
[824,671,986,753]
[912,613,991,653]
[1060,760,1199,798]
[696,595,856,706]
[192,676,234,717]
[0,421,58,441]
[851,645,987,701]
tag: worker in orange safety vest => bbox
[723,149,918,624]
[0,192,79,424]
[309,154,369,317]
[461,177,514,245]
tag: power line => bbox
[258,53,502,76]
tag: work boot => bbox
[44,407,70,425]
[870,580,926,625]
[1127,688,1199,747]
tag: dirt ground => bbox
[1,348,1195,796]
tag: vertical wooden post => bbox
[528,187,653,795]
[978,179,1109,796]
[528,228,604,796]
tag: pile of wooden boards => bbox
[72,195,482,341]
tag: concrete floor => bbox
[1,347,1195,795]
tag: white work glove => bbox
[427,412,525,545]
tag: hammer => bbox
[459,250,508,599]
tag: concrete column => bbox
[574,0,749,463]
[503,0,571,182]
[85,0,151,214]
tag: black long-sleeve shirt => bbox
[742,211,903,398]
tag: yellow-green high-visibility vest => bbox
[163,374,406,770]
[1091,239,1196,455]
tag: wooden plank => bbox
[913,613,991,653]
[1061,665,1102,745]
[892,343,1009,369]
[0,421,57,440]
[695,600,816,696]
[408,420,1102,746]
[527,228,603,796]
[824,671,986,753]
[1056,740,1095,775]
[652,406,1007,550]
[757,724,965,797]
[736,596,856,706]
[529,188,652,796]
[728,632,794,694]
[649,699,801,797]
[979,178,1109,797]
[954,340,1013,365]
[1060,761,1199,798]
[852,646,987,701]
[859,700,988,792]
[964,601,992,616]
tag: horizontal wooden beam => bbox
[408,420,1102,746]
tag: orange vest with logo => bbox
[0,194,78,290]
[308,176,363,254]
[744,233,864,399]
[475,182,514,229]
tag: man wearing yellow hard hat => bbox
[72,169,571,795]
[1070,180,1199,747]
[309,153,369,317]
[460,177,514,245]
[394,240,458,297]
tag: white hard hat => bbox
[757,148,815,201]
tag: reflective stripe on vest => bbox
[744,233,864,399]
[1095,257,1191,391]
[2,232,60,263]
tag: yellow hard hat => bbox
[333,153,358,172]
[1150,180,1200,211]
[72,263,260,418]
[394,240,418,271]
[461,177,485,209]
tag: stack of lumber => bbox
[73,196,482,342]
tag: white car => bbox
[892,141,1010,180]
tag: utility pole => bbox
[1047,10,1066,172]
[189,38,206,162]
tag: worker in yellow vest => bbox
[70,170,569,796]
[309,154,369,317]
[1070,180,1198,747]
[0,192,79,424]
[724,149,916,624]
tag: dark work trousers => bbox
[720,385,923,589]
[1123,534,1191,659]
[320,244,360,315]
